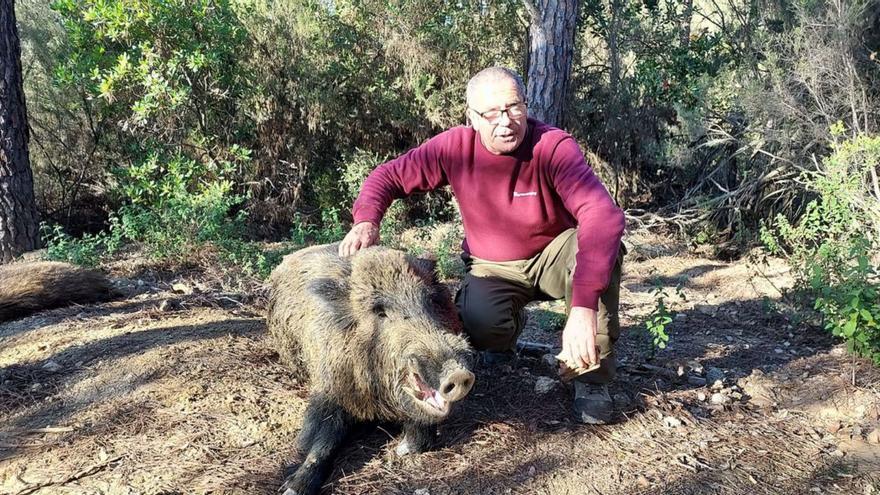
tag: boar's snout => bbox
[439,368,474,403]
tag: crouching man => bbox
[339,66,625,424]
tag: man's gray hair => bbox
[466,67,526,108]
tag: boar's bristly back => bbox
[0,261,114,323]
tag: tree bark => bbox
[522,0,579,128]
[0,0,39,263]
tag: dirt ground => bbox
[2,232,879,495]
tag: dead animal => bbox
[0,261,114,322]
[267,244,475,495]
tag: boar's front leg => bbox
[395,422,437,456]
[280,394,355,495]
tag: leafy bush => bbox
[42,223,117,267]
[762,134,880,363]
[644,278,686,356]
[290,208,348,247]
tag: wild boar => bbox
[0,261,114,322]
[267,244,475,495]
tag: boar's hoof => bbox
[395,436,417,457]
[278,477,306,495]
[396,423,437,457]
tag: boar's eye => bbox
[372,303,387,318]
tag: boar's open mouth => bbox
[403,370,450,417]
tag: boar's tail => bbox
[0,261,115,323]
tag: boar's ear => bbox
[307,278,353,326]
[411,256,439,283]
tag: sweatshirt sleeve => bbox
[352,131,451,225]
[549,137,625,310]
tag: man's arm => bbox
[550,137,625,367]
[338,131,452,257]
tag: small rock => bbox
[41,360,62,372]
[527,465,536,477]
[852,426,863,439]
[729,391,743,401]
[636,475,651,488]
[687,360,703,374]
[725,336,734,342]
[31,382,43,391]
[171,283,193,295]
[705,367,724,385]
[663,416,683,428]
[830,449,845,458]
[710,379,724,391]
[826,421,842,434]
[158,299,181,312]
[710,393,729,405]
[866,428,880,445]
[696,392,707,402]
[542,353,558,368]
[675,313,687,321]
[774,348,784,354]
[534,376,557,394]
[414,489,430,495]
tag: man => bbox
[339,66,625,424]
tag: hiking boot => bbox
[573,381,613,425]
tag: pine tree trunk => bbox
[523,0,579,128]
[0,0,39,263]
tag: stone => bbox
[705,367,724,385]
[867,428,880,445]
[663,416,683,428]
[171,283,193,295]
[710,393,729,405]
[534,376,558,394]
[41,360,62,372]
[158,299,181,312]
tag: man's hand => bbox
[338,221,380,257]
[561,306,600,370]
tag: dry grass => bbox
[1,231,879,494]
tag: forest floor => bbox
[1,229,879,495]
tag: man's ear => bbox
[466,108,480,132]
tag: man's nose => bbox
[497,110,512,126]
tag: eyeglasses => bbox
[470,102,527,124]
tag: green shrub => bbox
[290,207,349,247]
[42,223,116,267]
[762,134,880,364]
[644,278,686,356]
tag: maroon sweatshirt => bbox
[353,118,625,310]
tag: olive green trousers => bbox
[454,228,623,383]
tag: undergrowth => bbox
[762,133,880,364]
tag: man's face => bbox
[468,77,528,155]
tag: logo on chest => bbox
[512,191,538,198]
